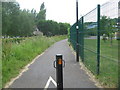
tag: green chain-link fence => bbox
[69,0,119,87]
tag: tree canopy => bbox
[36,2,46,23]
[2,2,36,37]
[2,2,70,37]
[37,20,70,36]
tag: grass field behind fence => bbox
[2,35,67,88]
[84,39,118,88]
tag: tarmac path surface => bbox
[9,39,97,88]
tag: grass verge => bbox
[2,35,67,87]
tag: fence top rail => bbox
[83,7,97,18]
[101,1,110,7]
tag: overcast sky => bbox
[16,0,115,24]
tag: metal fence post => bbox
[76,0,79,62]
[97,4,101,75]
[81,17,84,62]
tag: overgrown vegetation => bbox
[2,2,36,37]
[2,2,70,37]
[2,35,67,87]
[2,1,70,88]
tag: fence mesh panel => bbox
[69,0,119,87]
[100,0,118,87]
[83,8,98,74]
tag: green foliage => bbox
[36,2,70,36]
[36,2,46,22]
[2,35,67,87]
[2,2,20,36]
[18,9,36,36]
[2,2,70,37]
[2,2,36,37]
[100,16,117,36]
[100,16,118,45]
[37,20,70,36]
[59,22,70,35]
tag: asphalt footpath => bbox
[9,39,97,88]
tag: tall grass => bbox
[2,35,67,87]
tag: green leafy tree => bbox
[2,2,20,36]
[100,16,109,36]
[18,9,35,36]
[100,16,117,45]
[37,20,70,36]
[37,20,58,36]
[59,23,70,35]
[2,2,36,37]
[107,18,117,45]
[36,2,46,23]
